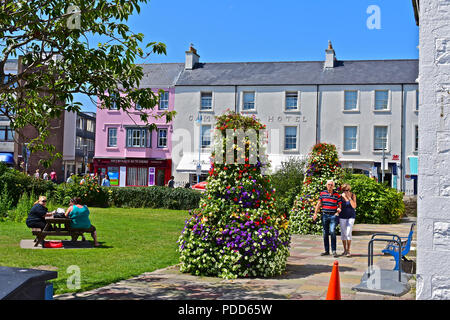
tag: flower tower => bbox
[289,143,344,235]
[178,111,291,279]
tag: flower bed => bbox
[178,111,291,279]
[289,143,344,234]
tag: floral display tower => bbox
[289,143,344,235]
[178,111,291,279]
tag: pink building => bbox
[93,64,183,187]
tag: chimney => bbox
[185,43,200,70]
[324,40,336,69]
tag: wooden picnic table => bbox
[32,216,88,247]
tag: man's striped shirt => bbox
[319,190,342,214]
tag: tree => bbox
[0,0,170,167]
[289,143,344,234]
[178,111,291,279]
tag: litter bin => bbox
[0,266,57,300]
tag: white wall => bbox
[172,85,318,182]
[416,0,450,300]
[320,85,403,163]
[173,82,419,187]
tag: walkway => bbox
[56,217,416,300]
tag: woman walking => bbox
[339,183,357,257]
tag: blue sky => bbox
[78,0,419,112]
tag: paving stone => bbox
[55,219,416,300]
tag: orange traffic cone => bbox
[326,260,341,300]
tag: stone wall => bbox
[416,0,450,300]
[403,195,417,217]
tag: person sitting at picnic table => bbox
[65,197,99,247]
[25,196,53,230]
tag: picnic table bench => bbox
[31,216,91,247]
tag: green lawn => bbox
[0,207,190,295]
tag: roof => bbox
[138,63,184,88]
[175,59,419,86]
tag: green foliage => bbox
[1,0,169,167]
[0,168,56,207]
[7,192,36,223]
[54,175,108,207]
[290,143,345,235]
[0,184,13,221]
[106,186,201,210]
[343,174,405,224]
[270,158,305,217]
[178,112,290,279]
[270,157,305,199]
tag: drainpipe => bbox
[234,85,237,113]
[316,85,320,144]
[400,84,405,193]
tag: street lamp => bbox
[196,113,203,184]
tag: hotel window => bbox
[201,125,211,149]
[108,128,117,147]
[0,126,14,141]
[284,126,297,150]
[285,92,299,111]
[374,126,388,151]
[200,92,212,110]
[374,90,389,110]
[344,126,358,151]
[344,91,358,111]
[243,92,255,110]
[126,128,148,148]
[126,167,148,186]
[159,91,169,110]
[157,128,168,148]
[415,125,419,151]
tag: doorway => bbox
[156,169,165,186]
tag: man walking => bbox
[313,180,342,257]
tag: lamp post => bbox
[196,113,203,184]
[381,137,387,184]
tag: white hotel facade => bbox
[171,43,419,194]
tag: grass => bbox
[0,207,191,295]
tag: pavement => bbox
[55,217,417,300]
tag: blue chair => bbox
[382,223,415,271]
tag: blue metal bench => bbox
[381,223,415,271]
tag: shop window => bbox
[126,167,148,186]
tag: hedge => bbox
[343,174,405,224]
[106,186,201,210]
[0,164,201,211]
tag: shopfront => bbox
[93,158,171,187]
